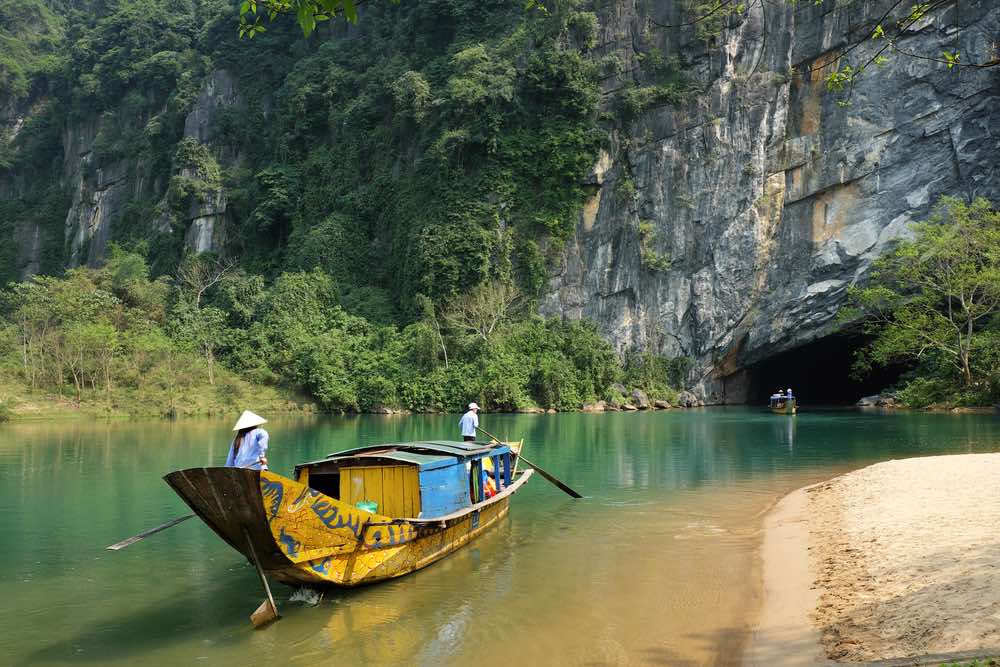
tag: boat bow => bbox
[164,467,292,569]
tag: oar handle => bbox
[476,426,582,499]
[476,425,505,443]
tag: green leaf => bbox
[342,0,358,24]
[296,4,315,36]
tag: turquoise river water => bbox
[2,408,999,666]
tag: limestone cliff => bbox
[1,69,240,275]
[541,0,1000,402]
[65,69,239,267]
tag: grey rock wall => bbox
[542,0,1000,402]
[62,116,137,266]
[175,69,242,255]
[59,69,240,268]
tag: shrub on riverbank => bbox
[0,248,307,417]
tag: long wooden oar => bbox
[105,513,195,551]
[476,426,583,499]
[243,526,280,628]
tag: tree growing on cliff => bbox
[846,197,1000,403]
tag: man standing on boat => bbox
[225,410,270,470]
[459,403,479,442]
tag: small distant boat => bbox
[769,396,797,414]
[164,440,530,589]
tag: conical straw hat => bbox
[233,410,267,431]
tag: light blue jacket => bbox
[225,427,269,470]
[459,410,479,437]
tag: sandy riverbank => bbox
[746,453,1000,665]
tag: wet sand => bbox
[748,454,1000,664]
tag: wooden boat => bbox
[769,396,797,414]
[164,440,531,588]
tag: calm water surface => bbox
[2,408,999,666]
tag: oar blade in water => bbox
[250,599,279,628]
[105,513,195,550]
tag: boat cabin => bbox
[292,440,515,519]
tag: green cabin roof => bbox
[349,450,456,471]
[298,440,507,471]
[325,440,496,459]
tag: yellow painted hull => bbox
[165,467,528,588]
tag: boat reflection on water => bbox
[772,413,797,453]
[303,520,514,664]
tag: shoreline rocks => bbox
[856,394,898,408]
[676,391,704,408]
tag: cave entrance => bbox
[745,333,906,406]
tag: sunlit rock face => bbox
[57,69,240,268]
[62,116,138,267]
[541,0,1000,402]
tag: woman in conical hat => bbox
[225,410,270,470]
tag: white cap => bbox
[233,410,267,431]
[786,388,792,393]
[468,402,480,410]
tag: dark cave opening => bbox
[745,333,908,406]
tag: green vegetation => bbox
[0,247,303,417]
[846,197,1000,408]
[0,0,696,418]
[0,249,688,415]
[2,0,609,295]
[682,0,745,44]
[0,0,63,107]
[637,221,672,272]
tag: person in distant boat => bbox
[225,410,270,470]
[459,402,479,442]
[786,388,794,400]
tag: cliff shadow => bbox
[745,333,906,406]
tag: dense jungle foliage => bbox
[0,0,691,415]
[0,248,684,415]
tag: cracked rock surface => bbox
[541,0,1000,402]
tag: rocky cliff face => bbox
[541,0,1000,402]
[177,69,242,255]
[3,69,241,274]
[61,115,141,267]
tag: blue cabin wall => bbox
[418,463,471,518]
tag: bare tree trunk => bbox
[72,370,81,404]
[961,317,974,386]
